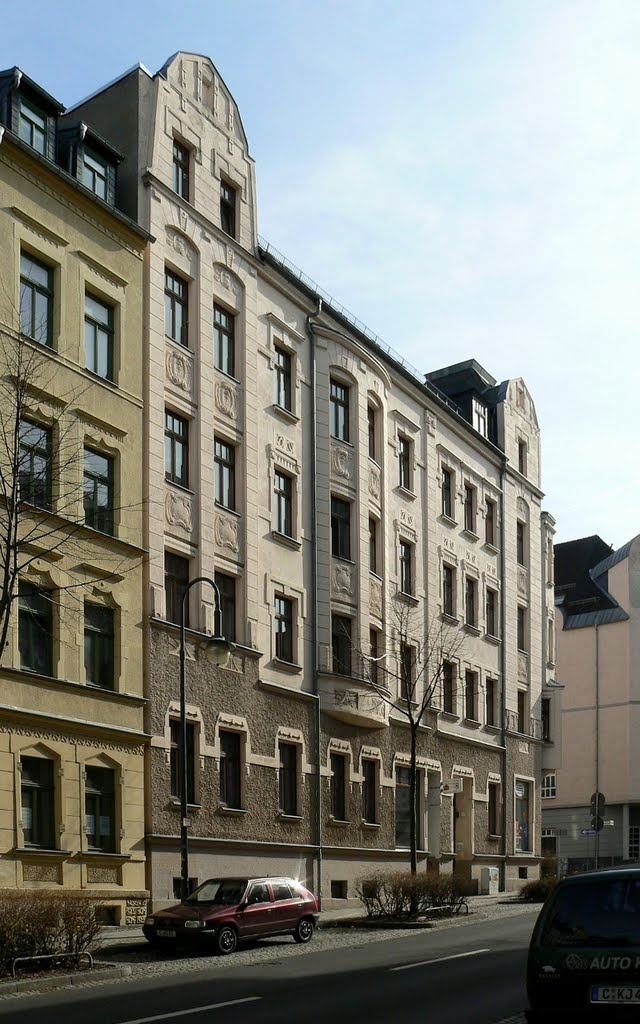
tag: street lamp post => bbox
[179,576,230,902]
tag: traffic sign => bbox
[581,828,597,836]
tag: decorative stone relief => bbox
[400,509,415,529]
[518,740,530,755]
[22,862,59,883]
[517,566,528,596]
[166,349,193,393]
[331,444,352,480]
[370,577,383,618]
[165,491,193,533]
[465,550,478,567]
[518,653,529,682]
[166,229,195,262]
[335,689,358,709]
[214,265,239,296]
[227,654,245,674]
[126,899,149,925]
[215,514,239,553]
[369,463,381,500]
[87,864,119,884]
[443,537,456,553]
[333,564,353,598]
[486,561,498,579]
[0,723,144,755]
[426,413,437,435]
[276,433,296,458]
[215,379,238,420]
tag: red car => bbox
[143,876,318,955]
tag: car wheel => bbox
[214,925,238,955]
[293,917,314,944]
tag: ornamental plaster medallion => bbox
[517,567,528,596]
[214,265,240,296]
[333,564,353,597]
[518,653,529,682]
[215,513,239,553]
[335,689,358,708]
[400,509,415,529]
[331,444,351,480]
[166,229,194,262]
[370,577,383,618]
[215,380,238,419]
[369,464,381,500]
[276,433,295,458]
[166,349,193,393]
[165,491,193,532]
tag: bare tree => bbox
[356,603,466,876]
[0,314,142,667]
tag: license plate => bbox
[156,929,176,938]
[591,985,640,1004]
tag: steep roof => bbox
[555,534,629,629]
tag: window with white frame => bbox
[541,773,556,799]
[629,826,640,861]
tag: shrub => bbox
[0,891,104,976]
[519,876,557,903]
[355,871,466,919]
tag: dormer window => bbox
[472,398,487,437]
[57,121,119,206]
[81,149,108,200]
[18,96,47,154]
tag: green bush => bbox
[0,891,104,976]
[519,876,558,903]
[355,871,466,919]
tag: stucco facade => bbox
[0,71,148,924]
[75,51,556,905]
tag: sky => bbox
[4,1,639,549]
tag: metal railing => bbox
[506,710,544,740]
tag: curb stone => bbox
[0,965,131,996]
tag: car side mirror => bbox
[237,901,248,912]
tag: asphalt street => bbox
[0,910,538,1024]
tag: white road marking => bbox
[390,947,491,972]
[122,996,261,1023]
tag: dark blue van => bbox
[526,867,640,1020]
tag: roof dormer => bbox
[57,121,122,205]
[0,67,63,160]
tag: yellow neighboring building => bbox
[0,68,149,924]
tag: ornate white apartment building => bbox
[73,51,557,906]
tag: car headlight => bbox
[144,917,155,926]
[184,920,205,929]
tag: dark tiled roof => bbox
[555,534,631,629]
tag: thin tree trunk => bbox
[410,725,417,876]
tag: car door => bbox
[270,881,299,933]
[239,882,275,938]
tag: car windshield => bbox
[184,879,247,905]
[541,879,640,947]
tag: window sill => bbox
[483,542,500,555]
[439,711,460,722]
[441,612,459,626]
[217,806,247,816]
[272,658,303,674]
[518,649,529,658]
[546,661,555,670]
[484,723,501,734]
[462,529,480,542]
[332,555,356,566]
[14,848,71,858]
[169,798,202,810]
[361,821,381,829]
[271,531,301,551]
[488,833,502,840]
[276,812,303,821]
[271,404,299,424]
[214,368,241,386]
[463,623,481,636]
[396,485,416,502]
[166,334,191,352]
[397,591,419,607]
[463,717,481,729]
[78,850,130,860]
[165,479,195,497]
[484,633,501,646]
[328,817,350,826]
[330,436,354,448]
[84,367,116,389]
[214,502,241,518]
[439,514,457,529]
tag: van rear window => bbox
[542,879,640,947]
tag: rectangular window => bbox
[165,553,190,627]
[400,643,414,700]
[517,690,527,734]
[464,484,476,533]
[330,379,349,442]
[547,619,555,665]
[82,150,108,200]
[367,405,376,461]
[488,782,500,836]
[465,670,477,721]
[274,594,294,663]
[165,410,189,487]
[85,766,115,852]
[517,521,526,566]
[214,439,236,509]
[518,440,528,476]
[18,582,53,675]
[486,588,498,638]
[395,766,411,848]
[18,97,47,153]
[517,606,527,653]
[443,564,455,617]
[465,577,477,627]
[213,303,235,377]
[84,604,114,690]
[331,497,351,560]
[473,399,487,437]
[170,719,196,804]
[215,571,236,643]
[485,498,496,546]
[83,449,114,535]
[541,696,551,743]
[274,346,292,411]
[220,180,236,237]
[19,419,51,510]
[330,753,347,820]
[85,293,114,381]
[219,731,242,808]
[443,661,456,714]
[441,467,453,518]
[369,517,378,575]
[20,252,53,345]
[369,628,379,685]
[332,615,352,675]
[398,436,411,490]
[362,759,377,824]
[274,470,293,537]
[515,779,531,852]
[486,678,497,727]
[21,756,55,848]
[541,773,556,799]
[172,140,190,201]
[399,541,413,596]
[629,827,640,861]
[165,269,188,347]
[279,742,298,816]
